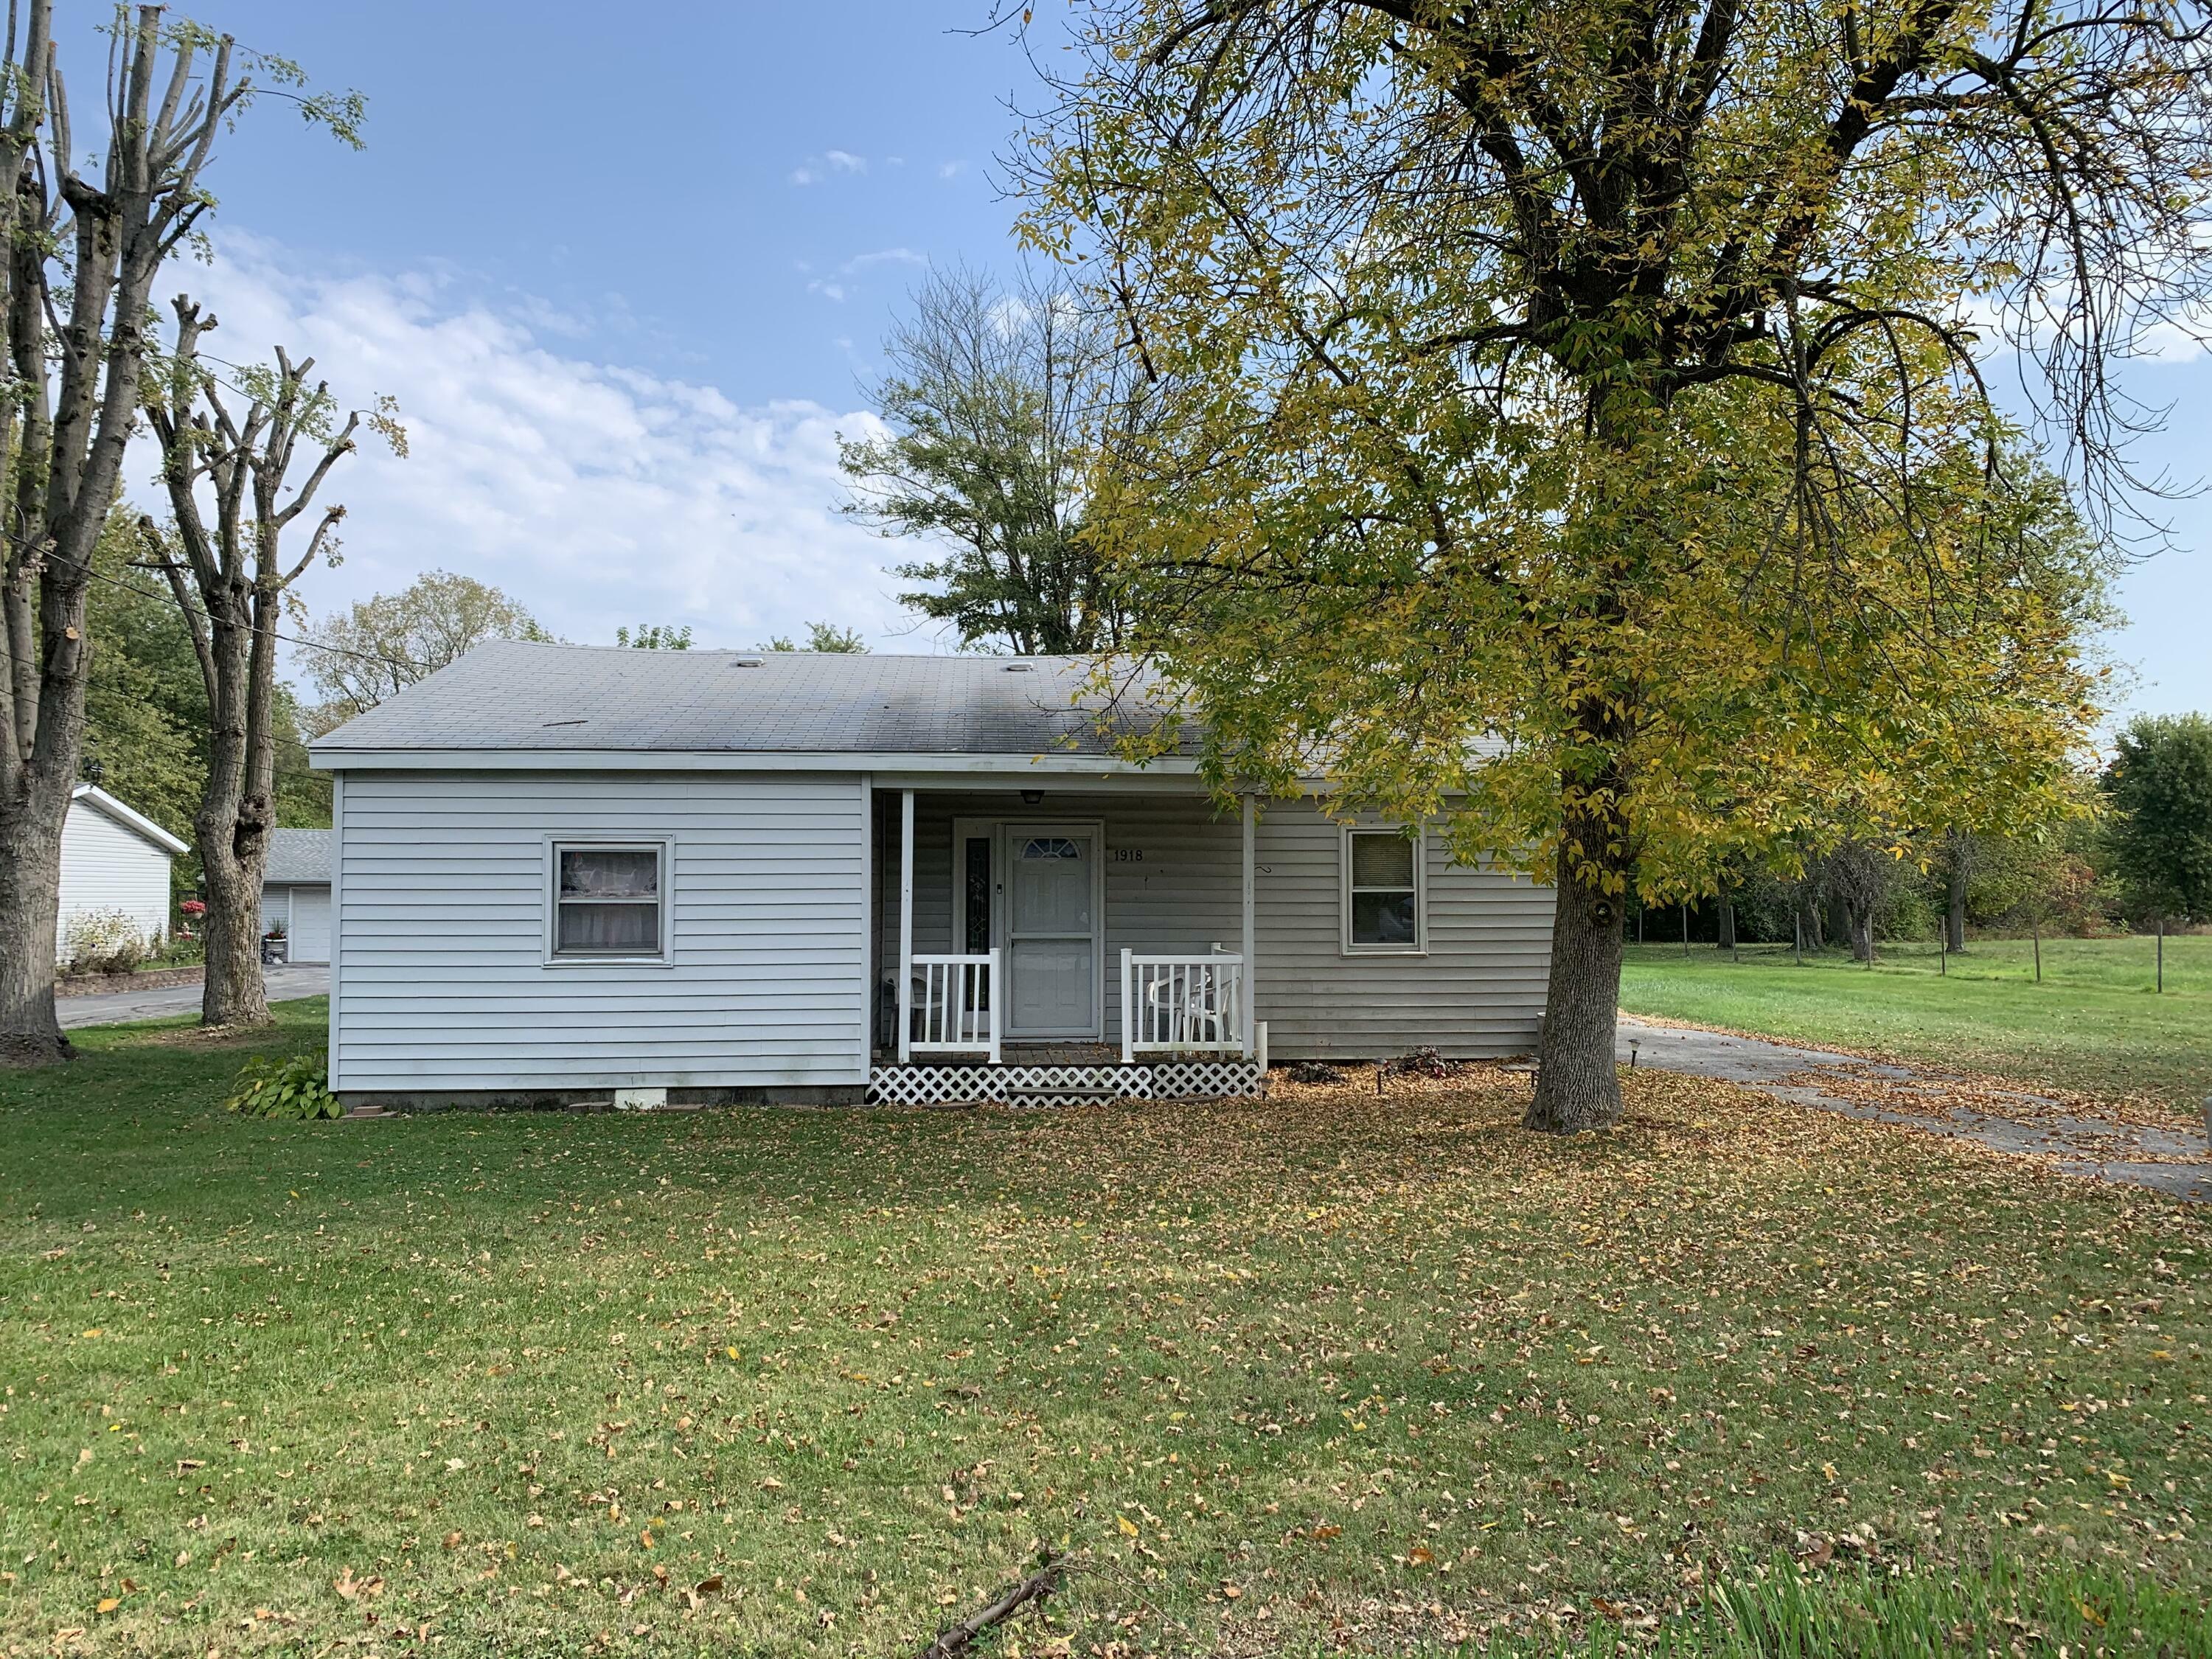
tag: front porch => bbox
[866,784,1267,1103]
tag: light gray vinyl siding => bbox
[1253,807,1552,1057]
[334,771,867,1092]
[874,789,1551,1059]
[58,800,173,961]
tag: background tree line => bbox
[1636,714,2212,955]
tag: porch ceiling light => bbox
[1021,790,1044,806]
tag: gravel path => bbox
[58,964,329,1030]
[1616,1015,2211,1203]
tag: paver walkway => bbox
[58,965,330,1029]
[1617,1015,2211,1202]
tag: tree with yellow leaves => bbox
[1015,0,2195,1130]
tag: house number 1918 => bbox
[1111,848,1145,863]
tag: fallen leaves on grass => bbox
[1778,1064,2210,1164]
[10,1045,2208,1659]
[1625,1009,2202,1130]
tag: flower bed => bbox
[53,964,205,998]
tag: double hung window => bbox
[550,843,665,959]
[1343,828,1424,952]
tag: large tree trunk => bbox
[1847,899,1874,961]
[0,793,72,1063]
[1527,838,1625,1133]
[1800,888,1824,950]
[198,822,271,1028]
[184,573,276,1030]
[1717,895,1736,950]
[1946,861,1968,953]
[0,567,93,1065]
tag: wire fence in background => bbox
[1623,932,2202,995]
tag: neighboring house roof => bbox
[69,784,189,856]
[262,828,332,885]
[310,641,1191,761]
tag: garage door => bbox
[288,886,332,964]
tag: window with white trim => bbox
[1343,828,1423,951]
[551,843,664,959]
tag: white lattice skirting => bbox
[867,1060,1263,1106]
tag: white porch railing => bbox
[1121,947,1245,1060]
[904,950,1001,1063]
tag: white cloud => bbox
[2131,310,2212,364]
[790,149,869,186]
[807,246,929,304]
[846,247,927,272]
[937,160,967,181]
[128,234,918,659]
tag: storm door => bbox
[1002,824,1102,1038]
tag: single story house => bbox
[59,783,189,963]
[260,829,333,964]
[307,642,1554,1109]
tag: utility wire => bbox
[81,560,436,675]
[65,565,400,804]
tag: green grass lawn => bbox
[3,1003,2208,1657]
[1620,936,2212,1112]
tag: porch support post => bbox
[1120,947,1135,1065]
[858,773,873,1076]
[987,946,1003,1065]
[1240,793,1256,1060]
[897,789,915,1064]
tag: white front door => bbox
[1004,826,1100,1037]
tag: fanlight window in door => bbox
[1020,837,1082,860]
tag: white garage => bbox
[58,785,189,963]
[260,829,333,964]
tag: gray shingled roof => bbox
[309,641,1189,757]
[262,829,331,884]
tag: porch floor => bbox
[884,1041,1124,1067]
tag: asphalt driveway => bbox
[58,964,329,1029]
[1618,1014,2211,1202]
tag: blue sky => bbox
[76,1,2209,719]
[116,2,1038,403]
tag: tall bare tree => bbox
[0,4,360,1064]
[139,300,396,1028]
[840,265,1133,655]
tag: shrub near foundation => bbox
[221,1051,342,1119]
